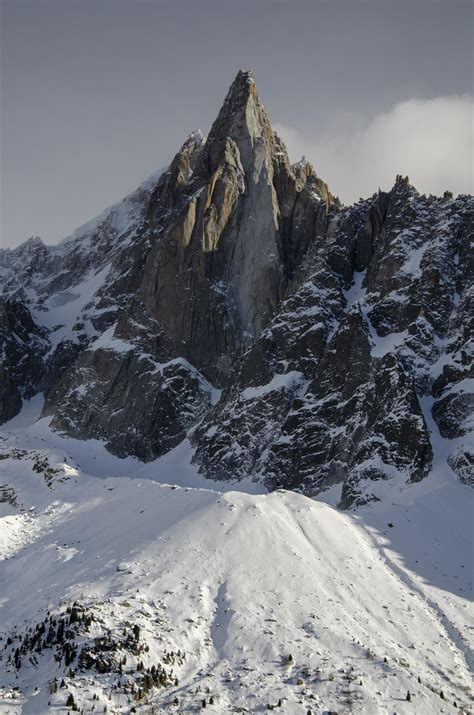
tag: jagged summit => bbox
[207,69,261,135]
[138,68,335,381]
[214,69,258,114]
[203,69,275,177]
[228,68,256,94]
[0,71,472,506]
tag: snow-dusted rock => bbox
[0,70,472,505]
[0,299,49,422]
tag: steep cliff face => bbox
[0,299,49,423]
[0,71,472,505]
[192,179,473,505]
[137,70,334,381]
[40,70,335,459]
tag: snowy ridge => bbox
[0,401,472,714]
[0,71,473,714]
[0,167,166,344]
[56,168,165,249]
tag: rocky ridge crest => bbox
[1,71,472,505]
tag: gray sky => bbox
[1,0,473,248]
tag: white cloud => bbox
[275,95,473,203]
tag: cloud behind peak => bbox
[275,94,473,203]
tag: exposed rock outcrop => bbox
[41,70,336,457]
[137,70,334,382]
[0,299,49,422]
[0,71,472,504]
[192,178,472,503]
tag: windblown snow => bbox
[0,401,472,714]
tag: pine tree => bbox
[66,693,75,708]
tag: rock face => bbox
[45,338,217,461]
[0,71,472,505]
[136,70,334,382]
[193,179,473,503]
[0,299,49,423]
[42,70,334,455]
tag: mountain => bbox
[1,70,471,506]
[0,405,472,713]
[0,70,473,713]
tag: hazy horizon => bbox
[1,0,473,248]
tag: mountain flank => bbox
[0,70,472,506]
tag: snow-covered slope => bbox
[0,402,472,714]
[0,165,166,344]
[0,70,473,714]
[0,167,167,426]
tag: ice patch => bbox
[89,325,133,354]
[241,371,303,400]
[400,243,427,275]
[343,270,366,309]
[35,264,111,349]
[370,329,408,358]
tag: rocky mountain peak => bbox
[291,156,314,182]
[1,72,471,509]
[13,235,46,257]
[139,70,334,382]
[147,129,205,220]
[203,69,275,176]
[218,68,257,107]
[207,69,260,133]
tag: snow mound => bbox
[0,404,472,713]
